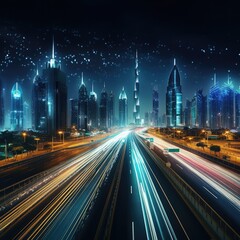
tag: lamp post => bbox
[22,132,27,142]
[34,138,40,151]
[58,131,64,143]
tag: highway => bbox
[0,130,218,239]
[141,131,240,234]
[0,131,129,239]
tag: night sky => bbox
[0,0,240,124]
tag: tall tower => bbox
[10,82,23,131]
[236,86,240,129]
[133,50,140,124]
[99,83,108,129]
[78,72,88,131]
[209,73,222,129]
[119,87,128,127]
[70,98,78,128]
[0,79,4,130]
[166,58,183,127]
[108,91,114,128]
[32,68,47,131]
[42,37,67,135]
[88,82,98,129]
[152,85,159,126]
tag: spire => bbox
[174,58,176,66]
[136,49,138,60]
[227,70,230,84]
[122,86,124,91]
[92,81,94,92]
[213,73,216,85]
[81,72,84,85]
[36,65,39,76]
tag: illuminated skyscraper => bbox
[10,82,23,131]
[32,69,47,131]
[190,89,207,128]
[0,79,4,130]
[88,82,98,129]
[152,85,159,126]
[42,37,67,135]
[70,98,78,127]
[184,99,191,127]
[108,91,114,128]
[221,74,235,129]
[209,74,222,129]
[166,58,183,127]
[78,73,88,131]
[133,50,140,124]
[99,83,108,129]
[119,87,128,127]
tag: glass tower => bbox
[99,83,108,129]
[166,58,183,127]
[119,87,128,127]
[152,85,159,127]
[10,82,23,131]
[0,79,4,130]
[133,50,140,125]
[88,82,98,129]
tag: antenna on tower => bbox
[52,35,55,60]
[174,58,176,66]
[81,72,84,85]
[213,73,216,85]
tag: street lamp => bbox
[225,130,230,140]
[202,130,209,146]
[22,132,27,142]
[34,137,40,151]
[58,131,64,143]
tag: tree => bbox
[196,142,207,149]
[210,145,221,155]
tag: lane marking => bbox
[176,163,183,170]
[203,186,218,199]
[132,221,135,240]
[130,185,132,194]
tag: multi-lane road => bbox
[1,130,238,239]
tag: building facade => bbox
[0,79,4,130]
[10,82,23,131]
[32,70,47,131]
[133,50,140,124]
[78,73,88,131]
[70,98,78,128]
[42,39,67,135]
[108,91,114,128]
[99,83,108,129]
[152,85,159,127]
[119,87,128,127]
[88,83,98,129]
[166,59,183,127]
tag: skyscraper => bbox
[152,85,159,127]
[0,79,4,130]
[32,69,47,131]
[88,82,98,129]
[78,73,88,131]
[209,74,222,129]
[184,99,191,127]
[23,101,31,130]
[166,58,183,127]
[42,37,67,135]
[70,98,78,128]
[190,90,207,128]
[99,83,108,129]
[10,82,23,131]
[133,50,140,125]
[108,91,114,128]
[119,87,128,127]
[221,75,235,129]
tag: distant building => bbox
[99,83,108,129]
[119,87,128,127]
[32,69,47,131]
[108,91,114,128]
[0,79,4,130]
[10,82,23,131]
[190,90,207,128]
[221,75,235,129]
[42,38,67,135]
[88,82,98,129]
[208,74,222,129]
[23,101,31,130]
[144,112,151,126]
[152,85,159,127]
[70,98,78,128]
[184,99,191,127]
[133,50,140,124]
[78,73,88,131]
[166,58,183,127]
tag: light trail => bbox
[130,134,177,240]
[0,131,129,239]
